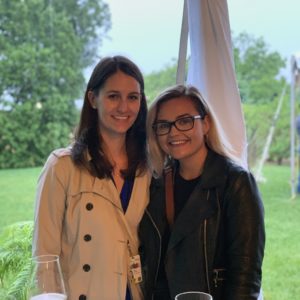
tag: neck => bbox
[101,132,127,168]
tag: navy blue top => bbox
[120,178,134,213]
[119,178,134,300]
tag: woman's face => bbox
[89,70,141,139]
[155,97,210,164]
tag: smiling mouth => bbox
[168,140,188,146]
[112,116,129,120]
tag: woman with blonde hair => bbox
[139,84,265,300]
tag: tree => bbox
[0,0,111,168]
[144,59,178,103]
[232,32,289,166]
[233,32,286,104]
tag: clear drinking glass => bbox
[28,255,67,300]
[175,291,213,300]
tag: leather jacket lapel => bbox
[167,184,218,252]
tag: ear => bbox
[88,91,97,109]
[202,115,210,135]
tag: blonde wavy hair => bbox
[147,84,241,177]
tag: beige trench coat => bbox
[32,148,150,300]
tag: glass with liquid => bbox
[28,255,67,300]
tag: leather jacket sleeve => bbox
[222,169,265,300]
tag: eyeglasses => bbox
[152,115,204,136]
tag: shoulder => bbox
[224,157,255,184]
[221,158,262,207]
[52,146,72,159]
[205,151,257,193]
[42,147,75,176]
[210,151,249,180]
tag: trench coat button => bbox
[79,295,86,300]
[86,203,93,211]
[84,234,92,242]
[83,264,91,272]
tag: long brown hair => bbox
[72,56,147,178]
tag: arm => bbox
[224,170,265,300]
[32,153,68,256]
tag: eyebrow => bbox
[105,90,141,95]
[156,113,191,122]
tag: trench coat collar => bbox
[167,149,228,252]
[91,170,150,214]
[84,150,123,211]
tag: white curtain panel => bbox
[186,0,248,169]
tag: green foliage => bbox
[268,90,291,164]
[243,102,272,166]
[0,0,111,168]
[144,58,178,103]
[0,222,33,299]
[233,32,286,104]
[243,86,290,167]
[232,32,289,165]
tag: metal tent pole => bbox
[176,0,189,85]
[290,56,296,198]
[290,54,300,198]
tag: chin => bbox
[169,152,188,161]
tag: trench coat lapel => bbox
[92,176,123,210]
[91,171,151,216]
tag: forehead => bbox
[157,97,198,119]
[102,71,140,92]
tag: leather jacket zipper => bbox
[203,190,211,294]
[204,218,211,294]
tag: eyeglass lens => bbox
[154,116,196,135]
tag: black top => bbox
[174,171,201,219]
[156,170,202,299]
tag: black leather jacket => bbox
[138,150,265,300]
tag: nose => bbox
[169,123,180,135]
[117,98,128,113]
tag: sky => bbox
[99,0,299,78]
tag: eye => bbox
[128,94,140,101]
[157,122,170,130]
[177,117,192,126]
[108,93,120,100]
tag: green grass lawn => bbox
[258,164,300,299]
[0,164,299,299]
[0,167,41,229]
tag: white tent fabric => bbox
[185,0,247,168]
